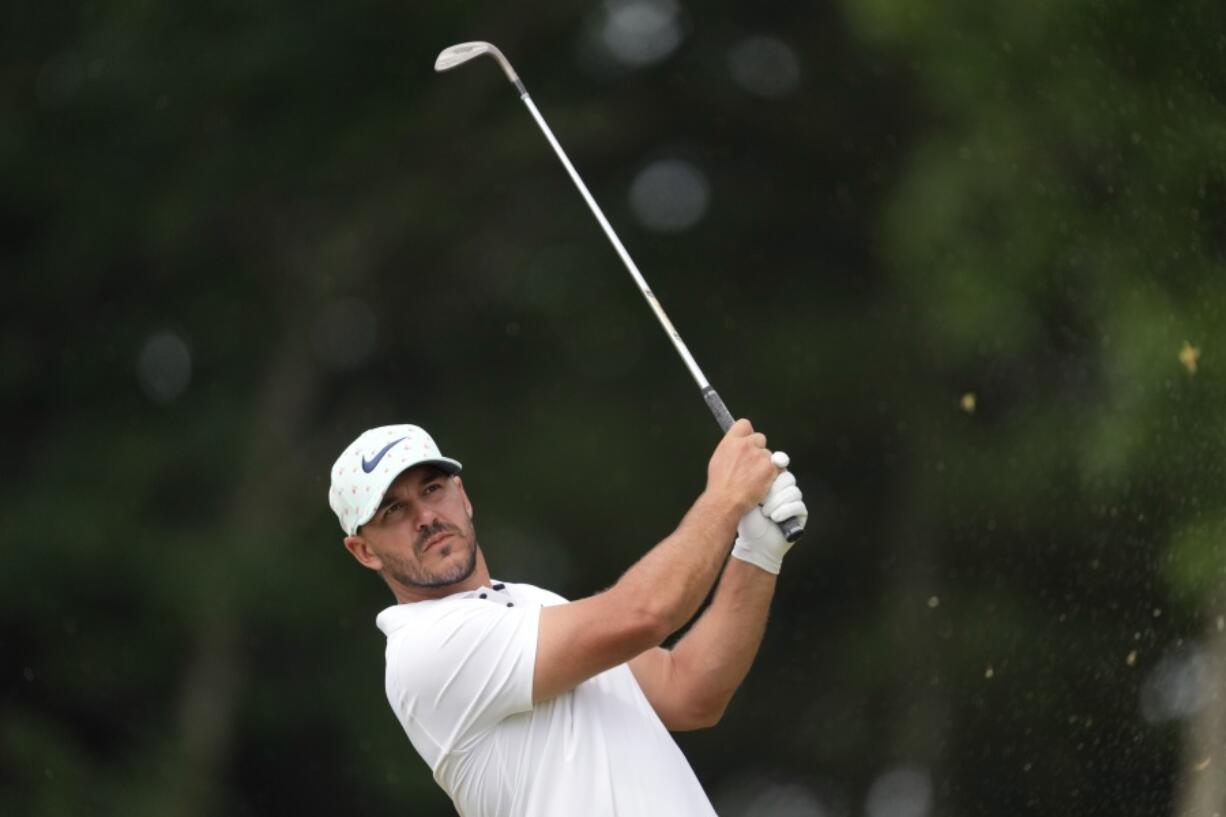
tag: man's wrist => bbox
[691,490,751,540]
[698,487,757,520]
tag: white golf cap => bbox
[329,424,463,535]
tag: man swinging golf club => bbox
[330,419,807,816]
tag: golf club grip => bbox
[701,386,805,544]
[779,515,804,543]
[702,386,736,432]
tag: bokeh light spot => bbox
[1140,645,1213,723]
[598,0,684,67]
[137,330,192,404]
[629,158,710,233]
[727,35,802,98]
[866,766,932,817]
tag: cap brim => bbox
[350,456,464,534]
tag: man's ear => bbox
[343,535,384,572]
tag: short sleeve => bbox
[385,600,540,759]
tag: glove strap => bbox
[731,538,782,575]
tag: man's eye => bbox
[384,502,403,518]
[424,483,441,495]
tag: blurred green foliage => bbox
[4,1,1225,816]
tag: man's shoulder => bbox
[375,595,488,639]
[503,580,569,606]
[373,580,568,642]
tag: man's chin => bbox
[403,543,477,589]
[438,552,477,586]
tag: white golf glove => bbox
[731,452,807,575]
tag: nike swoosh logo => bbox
[361,437,407,473]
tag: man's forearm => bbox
[667,557,778,721]
[535,420,782,704]
[534,489,748,703]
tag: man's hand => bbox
[705,419,780,516]
[731,460,807,575]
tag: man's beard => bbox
[382,519,478,589]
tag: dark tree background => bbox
[5,1,1226,815]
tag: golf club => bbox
[435,41,803,543]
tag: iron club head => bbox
[434,41,520,86]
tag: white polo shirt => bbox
[376,580,719,817]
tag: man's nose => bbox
[415,505,440,530]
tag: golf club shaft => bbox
[517,92,802,544]
[519,96,710,392]
[440,43,802,541]
[520,91,738,428]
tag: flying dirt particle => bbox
[960,393,976,413]
[1179,341,1200,375]
[1126,650,1137,666]
[985,666,995,679]
[1193,756,1211,772]
[927,596,940,609]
